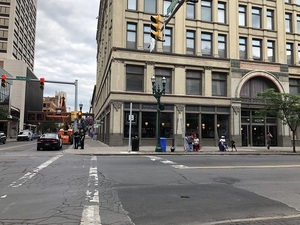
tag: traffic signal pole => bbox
[1,76,79,131]
[161,0,185,31]
[149,0,192,51]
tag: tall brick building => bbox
[92,0,300,147]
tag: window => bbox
[218,2,226,23]
[142,112,156,138]
[186,70,202,95]
[126,65,144,92]
[186,30,195,55]
[252,39,262,60]
[252,8,261,29]
[286,43,293,65]
[155,68,172,94]
[298,44,300,63]
[217,114,229,139]
[127,0,137,10]
[163,28,172,52]
[144,0,156,13]
[285,13,292,33]
[239,5,246,26]
[267,10,274,30]
[212,73,227,96]
[297,15,300,34]
[186,2,195,19]
[161,112,173,138]
[267,40,275,62]
[126,23,137,49]
[285,0,291,3]
[186,113,199,137]
[289,79,300,94]
[218,34,226,58]
[239,37,247,59]
[163,0,171,15]
[202,114,215,138]
[144,25,151,50]
[201,0,212,22]
[201,32,212,56]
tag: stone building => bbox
[92,0,300,147]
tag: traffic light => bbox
[1,74,6,88]
[150,14,163,41]
[40,78,45,90]
[77,111,82,120]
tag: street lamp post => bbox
[151,76,166,152]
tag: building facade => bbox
[0,0,41,137]
[93,0,300,147]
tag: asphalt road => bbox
[0,141,300,224]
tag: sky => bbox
[34,0,100,113]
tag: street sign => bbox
[16,76,31,81]
[167,0,179,15]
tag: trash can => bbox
[131,136,139,151]
[160,137,166,152]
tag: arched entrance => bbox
[237,71,283,146]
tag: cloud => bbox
[34,0,99,112]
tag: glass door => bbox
[252,125,265,146]
[241,125,249,146]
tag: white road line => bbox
[81,156,101,225]
[178,164,300,169]
[199,214,300,225]
[9,155,62,188]
[161,160,176,164]
[147,156,163,161]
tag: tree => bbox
[256,89,300,153]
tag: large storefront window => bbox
[186,113,198,136]
[124,111,139,138]
[123,103,174,139]
[142,112,156,138]
[202,114,215,138]
[161,112,173,138]
[217,114,229,138]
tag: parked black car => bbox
[37,133,62,150]
[0,131,6,144]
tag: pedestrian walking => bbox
[73,130,80,149]
[80,129,85,149]
[231,139,237,151]
[266,131,273,149]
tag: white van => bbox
[17,130,33,141]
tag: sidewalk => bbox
[64,136,300,156]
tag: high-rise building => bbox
[0,0,42,137]
[92,0,300,147]
[0,0,36,70]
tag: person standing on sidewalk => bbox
[80,129,85,149]
[266,132,273,149]
[73,130,80,149]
